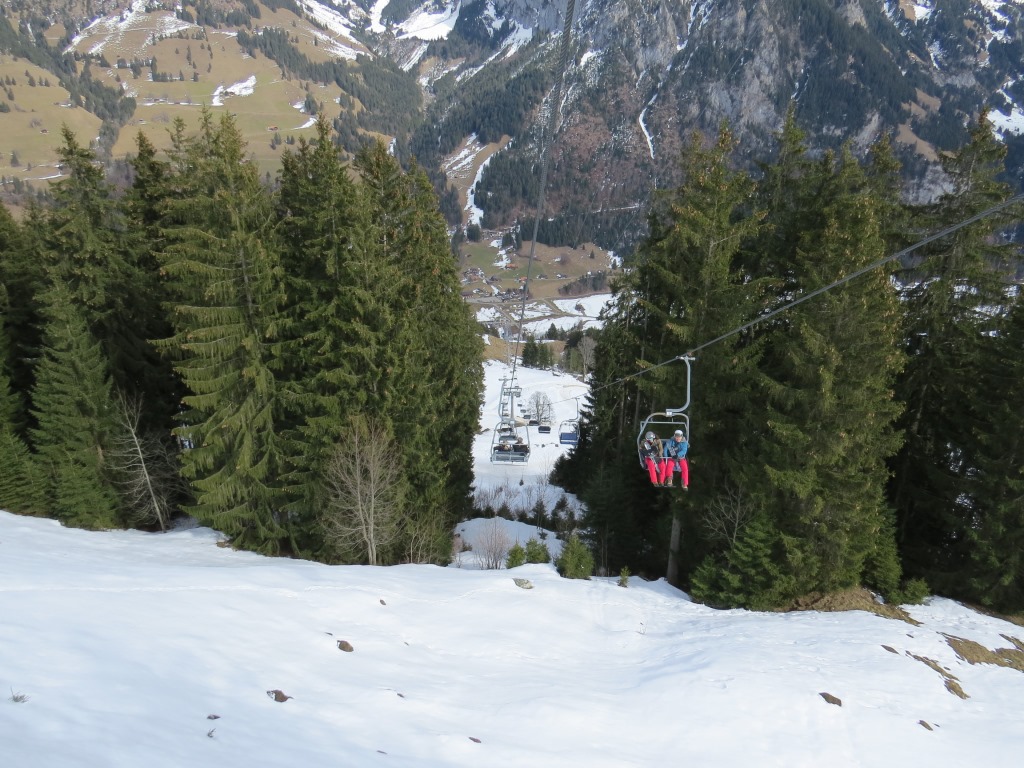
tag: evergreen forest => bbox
[554,111,1024,615]
[0,113,483,565]
[1,105,1023,617]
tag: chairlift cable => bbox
[545,191,1024,406]
[509,0,579,385]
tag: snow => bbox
[552,293,612,319]
[299,0,358,42]
[991,96,1024,137]
[475,306,503,324]
[474,359,589,497]
[498,23,534,60]
[517,293,611,335]
[639,102,656,160]
[912,2,935,22]
[465,157,493,226]
[441,136,495,226]
[4,503,1024,766]
[210,76,256,107]
[369,0,390,34]
[3,308,1024,766]
[398,1,461,42]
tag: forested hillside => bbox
[1,0,1023,618]
[554,112,1024,615]
[0,115,483,562]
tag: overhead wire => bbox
[576,191,1024,400]
[508,0,579,384]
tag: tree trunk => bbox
[666,513,682,586]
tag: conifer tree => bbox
[118,132,181,434]
[355,142,482,560]
[157,113,289,553]
[29,281,120,528]
[0,202,45,433]
[571,124,764,578]
[41,128,175,440]
[43,129,126,345]
[965,292,1024,612]
[744,144,905,599]
[274,117,382,551]
[0,312,46,515]
[890,112,1022,593]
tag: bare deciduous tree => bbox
[578,336,597,378]
[108,392,182,530]
[528,391,553,423]
[404,502,452,564]
[478,518,512,570]
[321,417,405,565]
[701,486,756,547]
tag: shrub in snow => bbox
[556,534,593,579]
[530,500,547,527]
[618,566,630,588]
[525,538,550,564]
[506,542,526,569]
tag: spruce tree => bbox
[157,113,289,553]
[747,144,905,598]
[0,314,46,515]
[963,290,1024,612]
[29,282,120,528]
[43,129,127,351]
[890,112,1022,594]
[0,202,45,433]
[118,131,181,435]
[274,117,373,549]
[573,124,765,579]
[355,142,482,561]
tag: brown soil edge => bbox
[786,588,921,625]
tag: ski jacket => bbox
[641,438,662,460]
[663,437,688,459]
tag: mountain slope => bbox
[2,507,1024,767]
[2,1,1022,241]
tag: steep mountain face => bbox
[464,0,1024,222]
[3,0,1022,247]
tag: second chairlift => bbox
[559,397,581,446]
[491,377,531,463]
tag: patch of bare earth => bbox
[788,588,920,625]
[943,634,1024,673]
[907,651,968,698]
[896,630,1024,702]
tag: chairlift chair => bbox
[490,418,531,464]
[558,396,581,446]
[635,356,694,467]
[558,420,579,445]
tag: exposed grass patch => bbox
[0,55,102,178]
[943,634,1024,674]
[906,652,968,698]
[788,588,921,625]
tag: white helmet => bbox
[645,431,655,441]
